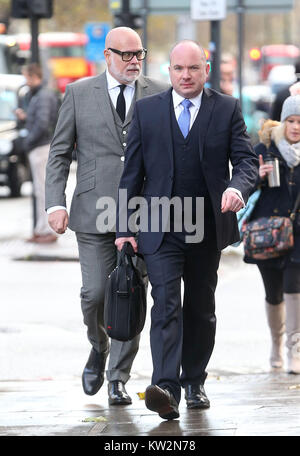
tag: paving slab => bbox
[1,372,300,438]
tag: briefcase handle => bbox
[117,242,135,268]
[123,241,136,257]
[119,241,144,260]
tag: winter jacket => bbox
[24,85,60,152]
[244,122,300,268]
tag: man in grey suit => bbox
[45,27,169,405]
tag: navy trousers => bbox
[143,230,221,404]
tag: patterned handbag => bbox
[242,192,300,260]
[232,189,261,247]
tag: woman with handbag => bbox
[243,95,300,374]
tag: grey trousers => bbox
[76,232,142,384]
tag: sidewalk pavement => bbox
[1,181,300,437]
[1,372,300,437]
[1,244,300,438]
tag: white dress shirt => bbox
[172,89,203,130]
[106,70,135,118]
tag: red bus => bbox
[260,44,300,81]
[16,32,97,93]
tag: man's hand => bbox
[115,236,138,253]
[15,108,27,121]
[221,190,244,213]
[48,209,69,234]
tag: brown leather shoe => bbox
[145,385,179,420]
[32,234,58,244]
[26,234,41,243]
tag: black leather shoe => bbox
[82,347,108,396]
[108,381,132,405]
[145,385,180,420]
[185,384,210,409]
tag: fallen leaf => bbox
[137,392,145,400]
[288,384,300,390]
[82,416,108,422]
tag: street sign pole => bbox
[191,0,226,91]
[209,21,221,91]
[237,0,245,109]
[30,14,39,63]
[122,0,130,20]
[142,0,149,75]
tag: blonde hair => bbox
[258,119,281,147]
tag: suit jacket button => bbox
[121,156,125,161]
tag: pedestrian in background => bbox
[115,40,258,420]
[45,27,169,405]
[15,63,59,243]
[220,53,236,96]
[244,95,300,375]
[270,58,300,121]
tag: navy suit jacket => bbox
[117,87,259,253]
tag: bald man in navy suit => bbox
[116,40,258,420]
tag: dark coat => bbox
[244,139,300,267]
[24,85,60,152]
[117,87,258,254]
[270,77,300,121]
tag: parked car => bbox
[0,74,30,197]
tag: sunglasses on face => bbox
[108,48,147,62]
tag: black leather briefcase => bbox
[104,243,147,342]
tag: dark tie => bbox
[116,84,126,122]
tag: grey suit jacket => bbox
[45,72,169,233]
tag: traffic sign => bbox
[191,0,227,21]
[84,22,110,62]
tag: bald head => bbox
[105,27,142,50]
[169,40,210,99]
[170,40,207,65]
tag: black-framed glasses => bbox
[108,47,147,62]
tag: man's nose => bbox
[131,55,139,64]
[182,69,191,78]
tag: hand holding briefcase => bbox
[104,242,147,342]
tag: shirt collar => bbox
[106,70,135,90]
[172,89,203,109]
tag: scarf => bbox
[278,138,300,168]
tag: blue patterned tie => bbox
[177,99,193,138]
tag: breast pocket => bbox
[207,130,230,145]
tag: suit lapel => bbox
[159,88,175,175]
[197,88,216,160]
[123,75,148,128]
[93,73,120,142]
